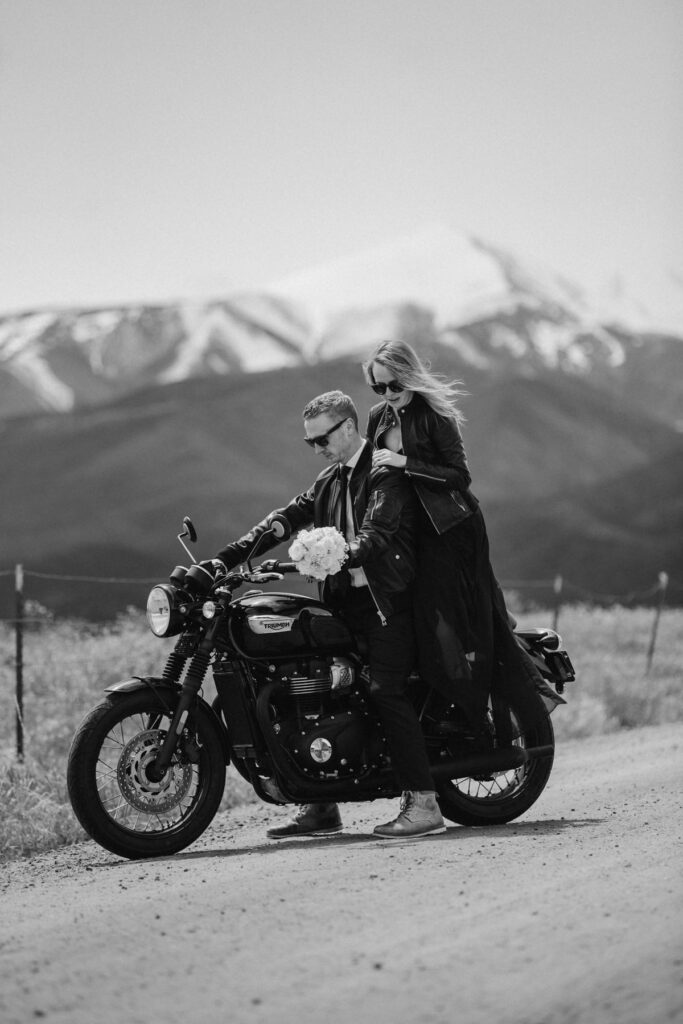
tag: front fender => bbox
[105,676,178,695]
[104,677,230,764]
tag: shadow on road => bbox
[82,816,605,870]
[157,815,605,863]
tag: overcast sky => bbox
[1,0,681,315]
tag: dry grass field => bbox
[1,602,681,862]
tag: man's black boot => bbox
[266,802,343,839]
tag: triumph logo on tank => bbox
[248,616,295,634]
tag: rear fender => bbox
[104,677,230,764]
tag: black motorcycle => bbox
[67,516,575,860]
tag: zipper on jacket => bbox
[365,577,388,626]
[359,492,388,625]
[405,467,448,483]
[343,468,387,625]
[366,490,382,520]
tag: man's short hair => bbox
[302,390,358,429]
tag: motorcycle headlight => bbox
[146,585,184,637]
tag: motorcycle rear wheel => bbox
[67,690,226,859]
[435,694,554,826]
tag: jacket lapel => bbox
[315,466,341,528]
[348,442,372,527]
[353,440,372,485]
[372,403,394,449]
[330,467,343,529]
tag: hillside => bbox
[1,358,680,619]
[486,446,683,599]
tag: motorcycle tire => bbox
[67,690,226,860]
[436,693,554,826]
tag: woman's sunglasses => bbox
[304,417,349,448]
[370,379,404,396]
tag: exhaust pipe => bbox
[430,744,554,780]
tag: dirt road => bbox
[1,724,682,1024]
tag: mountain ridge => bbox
[2,225,681,424]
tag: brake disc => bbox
[117,729,194,813]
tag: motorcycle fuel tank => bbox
[229,592,355,660]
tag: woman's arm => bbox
[404,412,472,491]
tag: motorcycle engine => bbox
[260,657,384,780]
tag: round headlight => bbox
[146,585,174,637]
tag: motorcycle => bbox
[67,516,575,860]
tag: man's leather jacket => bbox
[366,394,478,535]
[215,441,417,623]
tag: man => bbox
[213,390,445,840]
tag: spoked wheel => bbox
[67,690,226,859]
[435,694,555,826]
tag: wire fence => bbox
[1,564,681,762]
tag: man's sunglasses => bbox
[304,417,349,448]
[370,379,404,396]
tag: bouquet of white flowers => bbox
[288,526,349,581]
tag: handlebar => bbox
[258,560,298,574]
[211,559,299,595]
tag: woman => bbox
[363,339,561,738]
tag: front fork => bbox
[146,622,219,782]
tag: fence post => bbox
[552,575,563,632]
[15,564,25,762]
[645,571,668,675]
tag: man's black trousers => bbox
[337,586,433,792]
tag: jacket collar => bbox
[317,439,370,487]
[343,440,367,475]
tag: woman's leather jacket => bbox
[366,393,478,536]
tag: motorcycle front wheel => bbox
[67,690,226,860]
[435,693,555,826]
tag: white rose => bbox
[288,539,305,561]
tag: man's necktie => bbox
[338,465,351,540]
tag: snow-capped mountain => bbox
[268,225,596,351]
[0,296,308,416]
[1,225,681,419]
[266,225,682,371]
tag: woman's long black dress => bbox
[366,396,562,733]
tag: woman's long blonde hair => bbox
[362,340,466,425]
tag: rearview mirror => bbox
[181,516,197,543]
[178,516,198,563]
